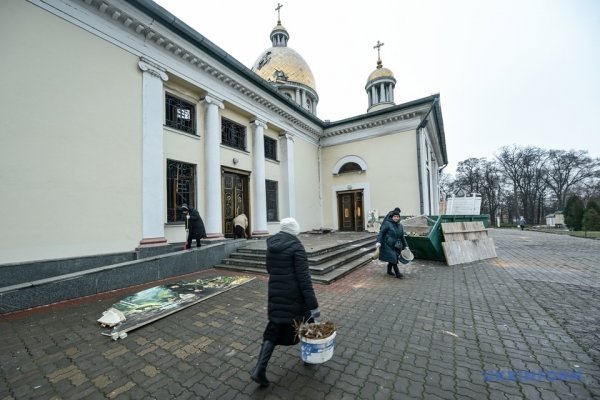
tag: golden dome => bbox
[271,23,288,34]
[367,66,395,84]
[251,46,317,91]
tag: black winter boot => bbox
[392,264,404,279]
[251,340,275,387]
[387,263,395,276]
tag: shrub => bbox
[583,206,600,232]
[564,195,584,231]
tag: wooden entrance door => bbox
[222,169,249,238]
[337,190,364,231]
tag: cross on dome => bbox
[373,40,384,68]
[275,3,283,24]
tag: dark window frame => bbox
[165,93,196,135]
[221,118,247,151]
[266,180,279,222]
[166,159,196,223]
[264,136,277,161]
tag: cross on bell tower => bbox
[373,40,384,69]
[275,3,283,24]
[366,40,396,112]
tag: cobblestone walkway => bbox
[1,229,599,399]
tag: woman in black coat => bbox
[251,217,319,387]
[181,204,206,248]
[376,209,407,279]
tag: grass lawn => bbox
[568,231,600,239]
[510,226,600,239]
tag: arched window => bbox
[338,162,362,174]
[332,155,368,175]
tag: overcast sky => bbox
[153,0,600,174]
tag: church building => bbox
[0,0,447,265]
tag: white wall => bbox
[0,1,142,263]
[291,137,322,231]
[321,130,420,230]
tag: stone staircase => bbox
[214,232,377,284]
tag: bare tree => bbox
[496,145,526,221]
[545,150,599,210]
[438,171,456,200]
[453,158,505,225]
[451,147,598,225]
[496,145,547,224]
[480,160,504,225]
[520,148,548,224]
[455,158,485,195]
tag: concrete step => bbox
[214,233,377,283]
[309,245,375,274]
[218,258,266,270]
[305,235,376,258]
[312,253,375,284]
[308,241,375,266]
[214,264,267,275]
[229,252,266,261]
[217,241,375,274]
[234,234,377,257]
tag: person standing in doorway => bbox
[181,204,206,249]
[376,209,408,279]
[250,217,320,387]
[233,213,248,239]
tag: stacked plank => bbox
[441,221,496,266]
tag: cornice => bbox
[322,111,418,138]
[77,0,322,140]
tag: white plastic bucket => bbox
[300,331,336,364]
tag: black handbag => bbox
[394,239,404,253]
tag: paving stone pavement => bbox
[1,229,599,399]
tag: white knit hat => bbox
[280,217,300,236]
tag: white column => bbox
[295,88,301,105]
[138,58,168,247]
[251,119,269,236]
[280,132,296,217]
[380,83,385,101]
[203,95,225,239]
[301,90,307,110]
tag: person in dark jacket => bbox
[382,207,402,224]
[181,204,206,248]
[518,216,526,231]
[376,209,408,279]
[250,217,320,388]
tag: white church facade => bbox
[0,0,447,265]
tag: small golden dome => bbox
[251,46,316,91]
[367,62,395,85]
[271,23,288,33]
